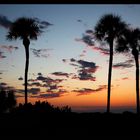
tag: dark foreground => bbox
[0,112,139,137]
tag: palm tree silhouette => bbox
[116,27,140,114]
[7,17,42,104]
[94,14,127,113]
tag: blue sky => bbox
[0,4,140,112]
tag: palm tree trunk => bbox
[134,54,139,114]
[107,40,113,113]
[23,38,30,105]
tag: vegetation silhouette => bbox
[94,14,128,113]
[0,90,139,136]
[0,89,16,113]
[116,27,140,114]
[13,101,71,114]
[6,17,43,104]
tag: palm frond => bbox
[6,17,42,41]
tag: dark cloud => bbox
[17,88,40,95]
[51,72,69,78]
[78,71,96,81]
[29,82,42,87]
[113,59,134,69]
[69,59,99,71]
[62,59,67,63]
[70,58,76,62]
[28,79,37,82]
[37,75,64,85]
[35,93,61,98]
[81,35,94,46]
[0,51,6,59]
[68,58,99,81]
[78,60,96,68]
[86,30,94,34]
[29,88,40,94]
[0,15,12,29]
[30,48,52,58]
[73,85,107,96]
[31,89,67,99]
[18,77,23,81]
[38,72,42,76]
[77,19,82,22]
[0,82,7,86]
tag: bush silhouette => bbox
[0,90,16,113]
[14,101,71,113]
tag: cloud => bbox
[0,51,6,59]
[0,82,7,86]
[73,85,107,96]
[0,45,18,53]
[76,30,111,57]
[122,77,129,80]
[17,88,40,95]
[36,75,64,85]
[70,59,99,71]
[92,46,110,55]
[113,59,134,69]
[28,82,42,87]
[38,72,42,76]
[30,48,52,58]
[81,35,95,46]
[68,58,99,81]
[51,72,69,78]
[31,89,67,99]
[78,72,96,81]
[0,15,12,29]
[18,77,23,80]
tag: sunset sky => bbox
[0,4,140,113]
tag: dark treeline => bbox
[0,90,140,136]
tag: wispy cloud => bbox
[122,77,129,80]
[30,48,52,58]
[0,45,18,60]
[0,45,18,53]
[113,59,134,69]
[0,15,12,29]
[51,72,70,78]
[31,89,66,99]
[17,88,40,95]
[92,46,110,55]
[73,85,107,96]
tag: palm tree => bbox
[7,17,42,104]
[116,27,140,114]
[94,14,127,113]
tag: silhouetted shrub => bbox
[14,101,71,113]
[0,90,16,113]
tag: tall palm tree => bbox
[116,27,140,114]
[94,14,127,113]
[7,17,42,104]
